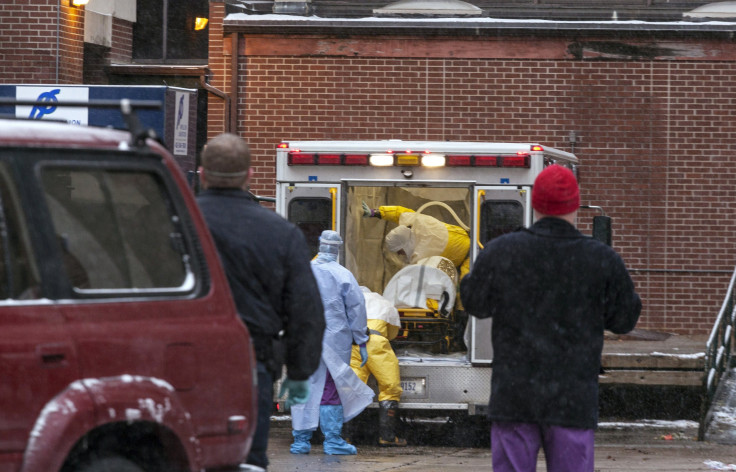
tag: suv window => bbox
[0,164,40,299]
[40,166,191,292]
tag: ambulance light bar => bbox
[288,152,370,166]
[370,153,394,166]
[445,153,531,168]
[370,152,446,167]
[422,154,446,167]
[284,148,530,168]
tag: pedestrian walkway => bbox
[264,417,736,471]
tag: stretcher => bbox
[382,261,457,353]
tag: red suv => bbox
[0,109,256,471]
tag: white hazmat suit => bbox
[290,230,374,455]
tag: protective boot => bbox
[378,400,407,447]
[319,405,357,455]
[342,418,356,445]
[290,429,313,454]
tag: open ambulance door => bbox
[277,183,341,259]
[468,185,531,365]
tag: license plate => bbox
[400,377,426,397]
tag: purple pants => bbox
[491,422,594,472]
[320,370,341,405]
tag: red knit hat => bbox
[532,165,580,215]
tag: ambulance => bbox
[275,140,607,422]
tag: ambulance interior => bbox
[287,182,525,356]
[345,185,472,354]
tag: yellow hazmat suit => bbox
[350,289,402,402]
[350,288,406,446]
[378,205,470,278]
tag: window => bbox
[0,165,39,299]
[480,200,523,245]
[288,198,332,258]
[41,167,190,292]
[133,0,209,62]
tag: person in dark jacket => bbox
[460,164,641,472]
[196,133,326,472]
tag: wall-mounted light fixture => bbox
[194,17,209,31]
[71,0,90,6]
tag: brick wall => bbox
[205,1,229,139]
[109,17,133,64]
[231,36,736,335]
[58,2,84,83]
[0,0,85,84]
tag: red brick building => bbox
[209,1,736,335]
[0,0,86,83]
[2,0,736,335]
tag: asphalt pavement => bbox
[262,416,736,471]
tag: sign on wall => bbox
[174,91,189,156]
[0,84,198,172]
[15,86,90,124]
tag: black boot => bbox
[378,400,407,447]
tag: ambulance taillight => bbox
[287,152,370,166]
[445,153,530,168]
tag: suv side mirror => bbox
[592,215,612,246]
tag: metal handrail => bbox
[698,265,736,440]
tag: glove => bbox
[361,201,372,217]
[359,343,369,367]
[362,201,380,218]
[279,378,310,411]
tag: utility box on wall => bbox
[0,85,198,172]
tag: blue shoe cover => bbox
[323,437,357,455]
[319,405,357,455]
[290,429,313,454]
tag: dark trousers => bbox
[246,361,273,469]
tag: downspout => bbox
[199,69,231,133]
[230,33,240,134]
[57,1,61,82]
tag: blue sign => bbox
[0,85,180,141]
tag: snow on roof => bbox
[374,0,482,16]
[685,1,736,18]
[224,12,736,27]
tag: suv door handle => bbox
[37,343,72,367]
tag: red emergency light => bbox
[505,153,531,167]
[287,152,370,166]
[344,154,370,165]
[445,153,530,168]
[445,155,493,166]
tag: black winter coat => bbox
[460,217,641,429]
[197,188,325,381]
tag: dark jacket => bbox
[460,217,641,429]
[197,188,325,381]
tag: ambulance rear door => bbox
[469,185,532,364]
[277,183,341,258]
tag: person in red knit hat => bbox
[460,164,641,472]
[530,163,581,217]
